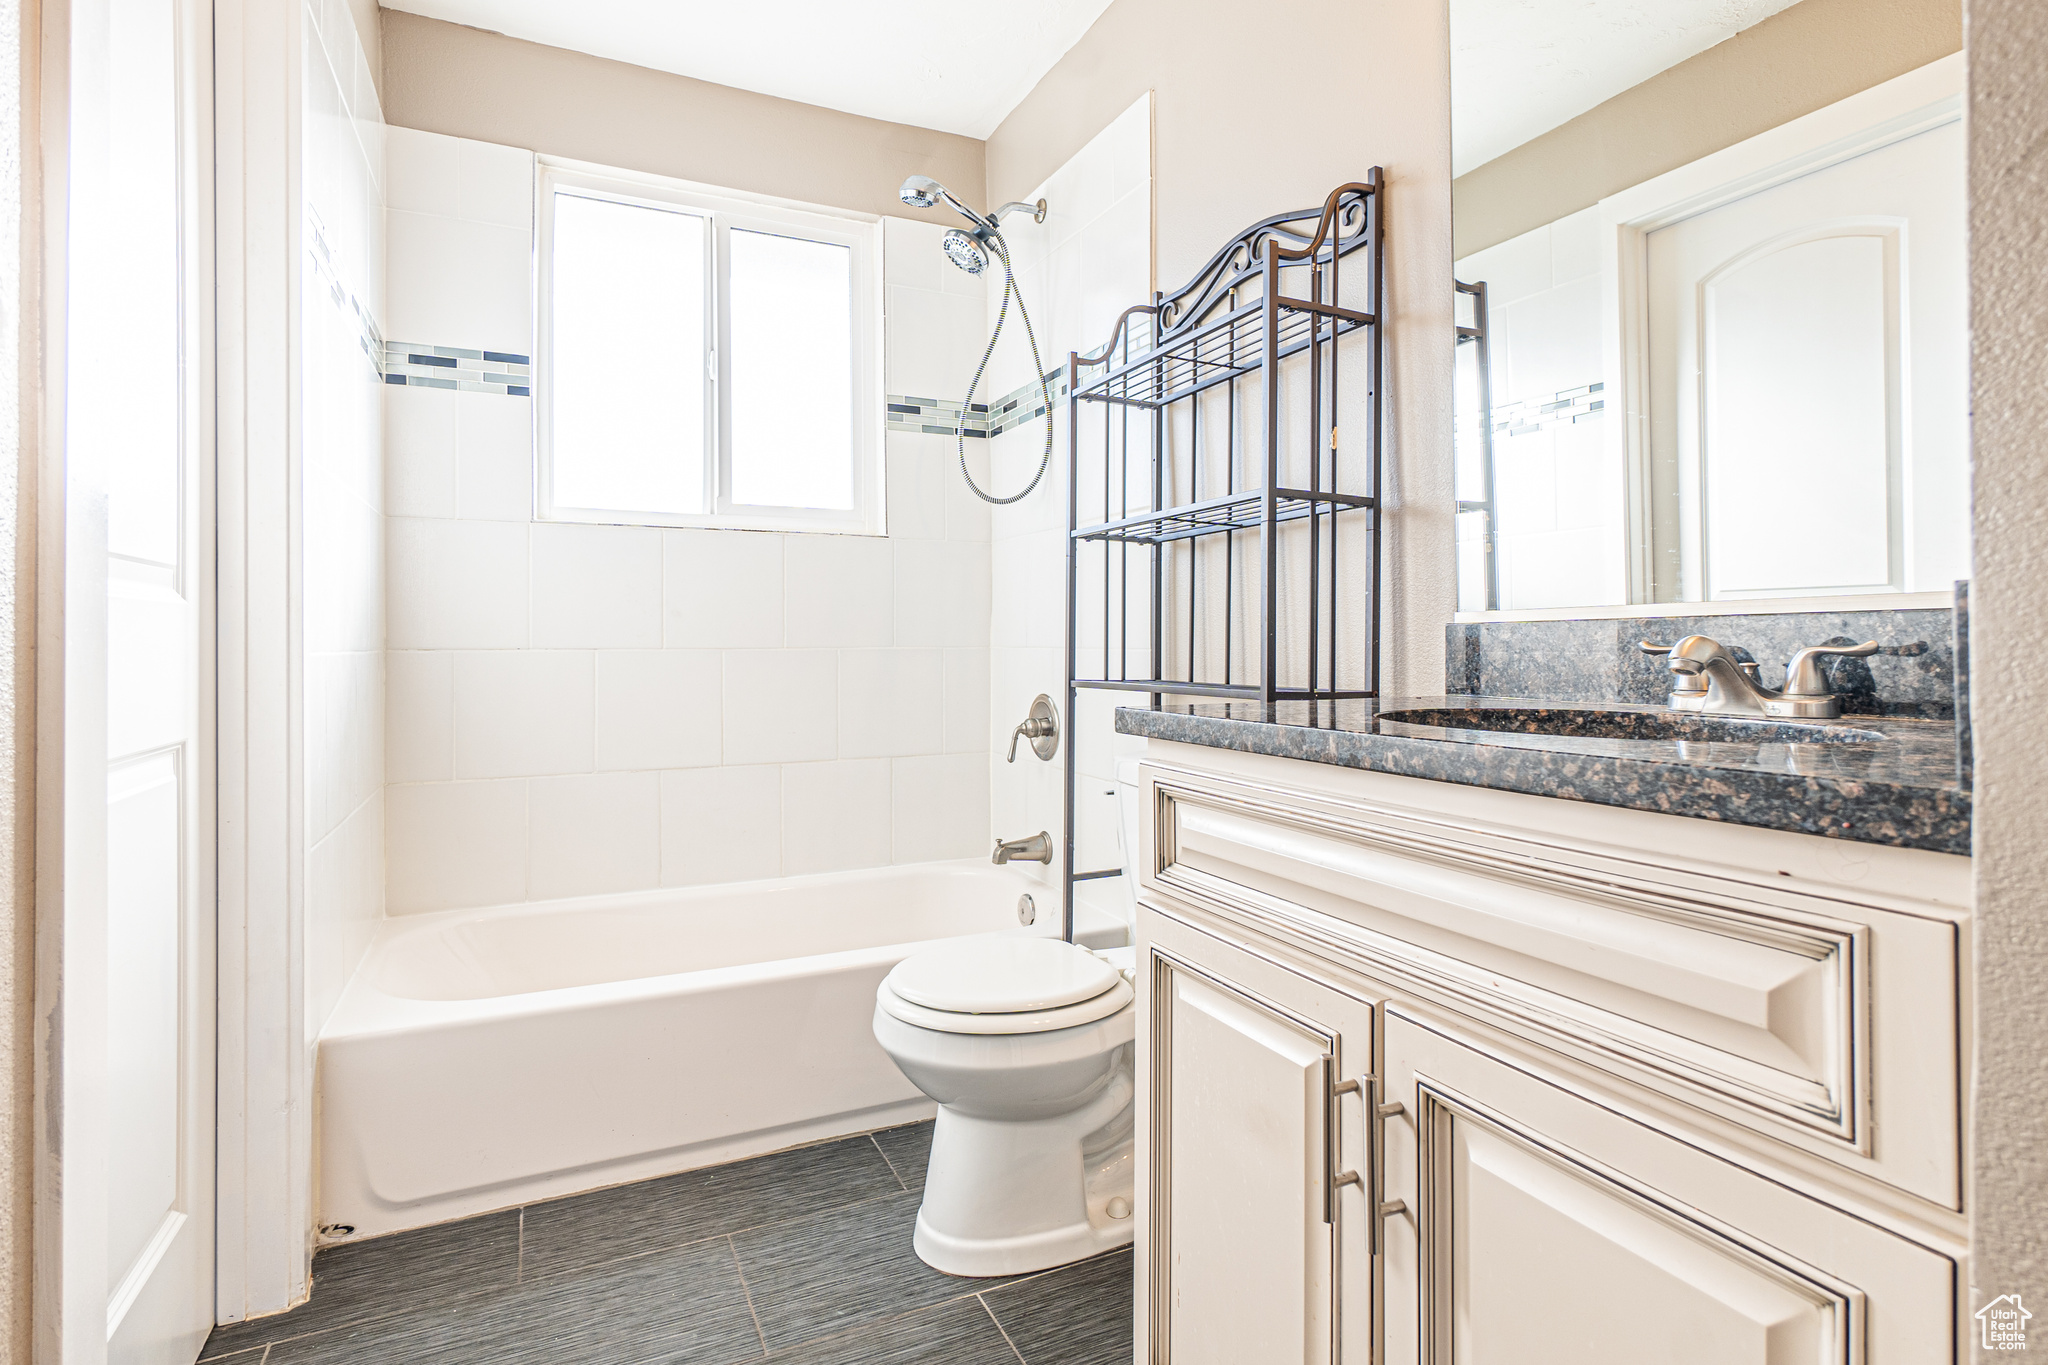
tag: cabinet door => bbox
[1140,906,1379,1365]
[1380,1007,1957,1365]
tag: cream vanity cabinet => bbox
[1128,744,1971,1365]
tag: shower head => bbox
[898,174,947,209]
[942,228,989,275]
[898,174,989,229]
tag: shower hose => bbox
[956,234,1057,505]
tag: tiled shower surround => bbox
[380,126,996,913]
[200,1123,1130,1365]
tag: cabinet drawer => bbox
[1142,763,1961,1208]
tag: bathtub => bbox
[317,860,1130,1237]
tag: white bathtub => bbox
[317,860,1130,1237]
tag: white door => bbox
[1379,1008,1957,1364]
[1645,117,1966,601]
[65,0,215,1357]
[1140,909,1377,1365]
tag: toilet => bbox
[870,761,1145,1277]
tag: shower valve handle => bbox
[1007,695,1060,763]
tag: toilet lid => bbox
[885,937,1122,1014]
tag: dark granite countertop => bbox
[1115,696,1970,856]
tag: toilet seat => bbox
[879,937,1134,1036]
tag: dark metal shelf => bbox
[1073,295,1373,410]
[1072,487,1375,546]
[1060,177,1385,942]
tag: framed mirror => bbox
[1450,0,1965,616]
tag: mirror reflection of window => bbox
[1450,0,1966,612]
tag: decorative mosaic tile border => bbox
[1492,381,1603,437]
[382,341,531,396]
[886,371,1068,439]
[307,222,382,376]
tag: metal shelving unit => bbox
[1060,177,1386,936]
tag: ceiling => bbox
[1452,0,1807,176]
[379,0,1118,139]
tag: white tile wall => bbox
[382,129,996,911]
[981,96,1154,900]
[305,0,386,1032]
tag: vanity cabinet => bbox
[1128,744,1970,1364]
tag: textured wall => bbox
[379,11,984,226]
[1967,0,2048,1347]
[1454,0,1962,258]
[0,0,27,1351]
[986,0,1457,699]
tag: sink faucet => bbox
[991,831,1054,865]
[1640,636,1881,720]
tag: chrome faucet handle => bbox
[1781,641,1879,697]
[1007,694,1060,763]
[1640,640,1708,695]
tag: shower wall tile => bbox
[893,539,991,648]
[722,650,839,767]
[451,650,596,779]
[386,650,453,784]
[659,765,783,887]
[382,127,995,916]
[663,529,784,649]
[884,432,947,541]
[306,0,388,1032]
[782,759,893,876]
[387,518,529,649]
[784,534,895,648]
[594,651,723,772]
[384,383,457,518]
[942,649,990,755]
[890,754,991,865]
[527,772,662,901]
[453,390,533,520]
[387,779,530,914]
[984,94,1151,903]
[529,523,663,649]
[837,649,944,760]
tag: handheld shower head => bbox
[897,174,946,209]
[898,174,984,225]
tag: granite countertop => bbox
[1114,695,1970,856]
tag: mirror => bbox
[1450,0,1966,613]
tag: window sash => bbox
[535,160,885,534]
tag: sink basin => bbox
[1376,706,1886,746]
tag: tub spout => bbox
[992,832,1054,865]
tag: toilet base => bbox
[909,1049,1137,1278]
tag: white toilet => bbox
[871,761,1145,1277]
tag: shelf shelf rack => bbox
[1061,176,1385,936]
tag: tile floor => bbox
[199,1120,1134,1365]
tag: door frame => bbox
[211,0,313,1328]
[1597,52,1964,604]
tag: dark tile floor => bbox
[201,1121,1133,1365]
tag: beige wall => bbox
[1454,0,1961,258]
[1,0,30,1349]
[1967,0,2048,1347]
[379,11,983,223]
[987,0,1457,697]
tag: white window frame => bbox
[535,157,886,534]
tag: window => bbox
[537,161,883,533]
